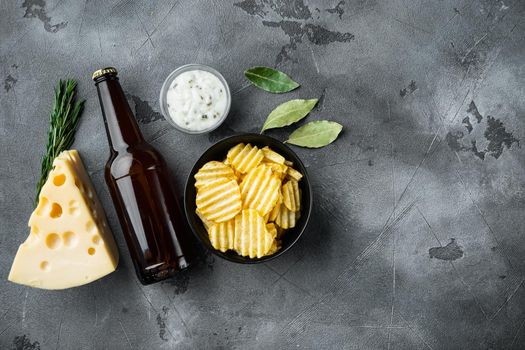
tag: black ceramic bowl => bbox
[184,134,312,263]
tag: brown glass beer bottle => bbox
[93,67,195,285]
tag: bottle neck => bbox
[95,75,144,151]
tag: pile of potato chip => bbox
[194,143,303,258]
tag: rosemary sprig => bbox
[35,80,85,205]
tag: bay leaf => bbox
[285,121,343,148]
[245,66,300,93]
[261,99,318,132]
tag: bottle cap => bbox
[92,67,118,80]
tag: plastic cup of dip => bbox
[159,64,231,134]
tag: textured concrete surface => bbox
[1,0,524,349]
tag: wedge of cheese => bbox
[8,150,119,289]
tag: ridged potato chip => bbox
[225,143,244,165]
[209,220,235,252]
[266,223,278,238]
[267,240,281,255]
[284,160,293,167]
[282,180,301,212]
[194,161,235,188]
[228,143,264,174]
[275,204,300,229]
[286,167,303,181]
[240,164,281,216]
[196,178,242,222]
[264,162,288,180]
[234,209,274,258]
[267,190,282,222]
[196,208,215,231]
[262,146,285,164]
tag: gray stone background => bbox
[1,0,524,349]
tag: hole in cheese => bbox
[92,235,100,245]
[63,231,78,247]
[35,197,50,216]
[45,233,61,249]
[49,203,63,218]
[88,247,96,255]
[31,225,39,234]
[53,174,66,186]
[86,220,96,233]
[69,200,80,217]
[40,261,50,271]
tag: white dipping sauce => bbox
[166,70,228,131]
